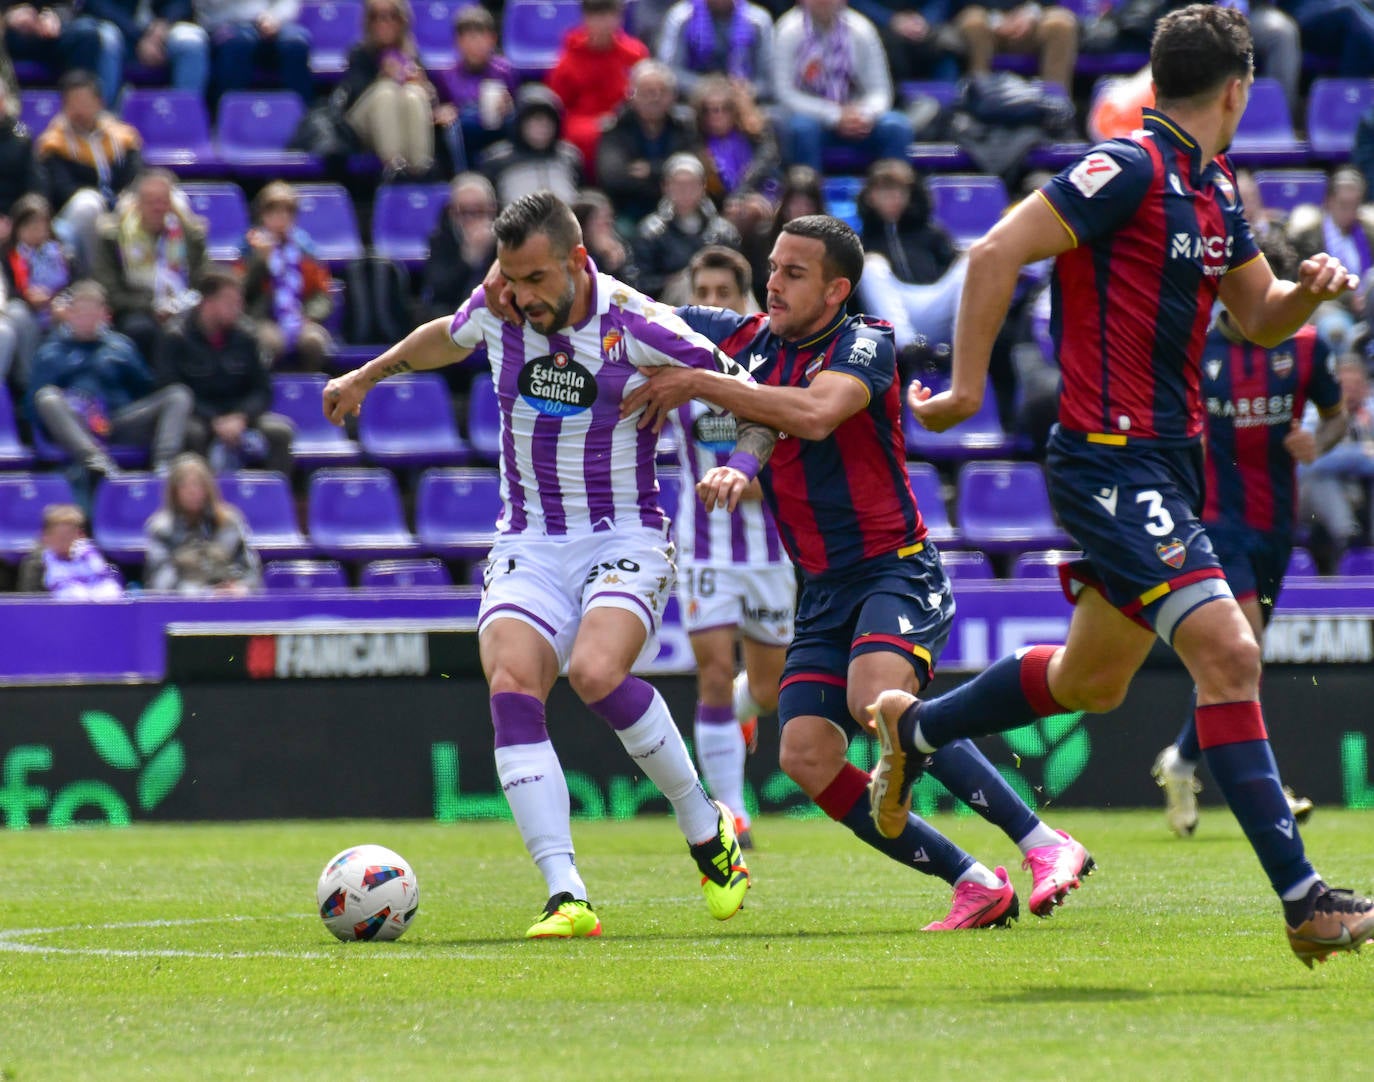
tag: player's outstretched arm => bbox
[697,419,778,513]
[322,317,473,426]
[1220,252,1361,349]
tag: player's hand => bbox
[1298,253,1360,301]
[481,262,521,325]
[322,371,368,426]
[1282,418,1319,464]
[620,365,701,432]
[907,379,978,432]
[697,466,751,513]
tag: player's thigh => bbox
[778,713,852,797]
[689,625,738,705]
[1051,588,1156,712]
[478,617,561,700]
[478,539,580,673]
[1170,595,1262,704]
[740,637,787,711]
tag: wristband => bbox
[725,451,760,481]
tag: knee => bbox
[695,662,733,705]
[487,662,537,698]
[1206,632,1263,693]
[1040,8,1078,38]
[957,8,992,36]
[34,384,65,411]
[778,733,840,795]
[164,383,194,413]
[567,658,626,706]
[873,111,914,144]
[276,25,311,55]
[168,22,209,50]
[1057,669,1131,714]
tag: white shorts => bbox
[678,562,796,647]
[479,527,677,667]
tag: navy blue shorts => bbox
[1206,522,1290,623]
[777,542,955,735]
[1047,427,1232,643]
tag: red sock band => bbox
[1019,645,1064,717]
[1195,700,1268,749]
[814,762,870,821]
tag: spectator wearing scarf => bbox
[658,0,776,103]
[16,504,123,599]
[691,75,780,203]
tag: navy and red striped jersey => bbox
[1201,321,1339,535]
[676,305,926,578]
[1038,109,1261,445]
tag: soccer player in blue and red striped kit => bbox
[1152,232,1347,836]
[870,3,1374,965]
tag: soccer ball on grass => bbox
[316,844,420,942]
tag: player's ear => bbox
[569,244,589,274]
[826,275,853,309]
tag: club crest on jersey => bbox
[519,352,598,416]
[1205,358,1224,382]
[602,328,625,362]
[804,355,825,381]
[1156,538,1187,569]
[1271,351,1294,378]
[692,411,737,452]
[1214,173,1235,207]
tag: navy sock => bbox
[927,739,1039,842]
[1174,688,1201,764]
[913,646,1062,749]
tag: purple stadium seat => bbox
[1338,548,1374,577]
[1287,546,1318,577]
[905,462,956,545]
[940,549,994,579]
[503,0,583,76]
[216,470,313,559]
[414,0,467,69]
[19,90,61,138]
[293,184,364,264]
[1229,78,1309,166]
[263,558,348,590]
[360,557,453,587]
[956,461,1071,552]
[271,374,364,467]
[822,176,863,233]
[182,182,251,263]
[308,467,421,559]
[467,372,501,463]
[0,387,34,468]
[91,472,163,564]
[1252,169,1326,215]
[1013,549,1082,578]
[371,184,450,266]
[357,374,470,467]
[300,0,365,77]
[926,175,1008,248]
[1307,78,1374,161]
[0,473,74,562]
[903,397,1025,460]
[415,467,501,558]
[216,92,321,177]
[120,90,222,174]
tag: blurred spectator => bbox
[3,3,103,86]
[144,451,262,595]
[93,169,208,366]
[0,30,18,110]
[849,0,960,82]
[1271,0,1374,80]
[952,0,1078,90]
[688,243,758,312]
[1300,355,1374,570]
[572,188,639,287]
[15,502,123,597]
[1288,167,1374,350]
[658,0,775,104]
[239,181,333,371]
[479,84,583,205]
[597,60,698,228]
[423,172,497,321]
[0,80,34,236]
[34,70,142,276]
[337,0,438,180]
[196,0,313,104]
[692,74,780,204]
[1356,103,1374,196]
[855,157,965,353]
[433,6,519,163]
[1236,167,1286,244]
[27,280,192,480]
[548,0,650,177]
[735,162,820,305]
[773,0,912,171]
[157,268,294,476]
[2,193,71,388]
[635,152,740,302]
[72,0,210,102]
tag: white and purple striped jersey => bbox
[669,400,788,569]
[449,271,752,537]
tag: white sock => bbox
[695,711,748,828]
[1282,872,1322,902]
[1015,822,1064,855]
[955,862,1004,889]
[494,741,586,900]
[615,690,721,844]
[732,671,762,722]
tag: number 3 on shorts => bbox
[1136,490,1175,537]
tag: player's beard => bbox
[523,277,577,336]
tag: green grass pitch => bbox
[3,809,1371,1081]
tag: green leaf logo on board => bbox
[80,687,185,811]
[1001,711,1090,801]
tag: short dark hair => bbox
[582,0,621,14]
[780,214,865,290]
[689,245,752,297]
[454,6,494,33]
[58,69,101,99]
[493,190,583,257]
[1150,4,1253,103]
[199,267,244,301]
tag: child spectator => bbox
[479,85,583,206]
[143,451,262,595]
[432,6,519,163]
[15,502,123,598]
[2,193,71,388]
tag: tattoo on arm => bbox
[735,418,777,469]
[371,358,413,383]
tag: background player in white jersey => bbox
[672,247,795,849]
[322,191,771,939]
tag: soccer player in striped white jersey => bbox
[670,247,794,850]
[323,192,771,938]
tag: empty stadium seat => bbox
[216,470,313,559]
[415,467,502,558]
[121,89,222,173]
[905,462,956,545]
[1229,78,1309,166]
[360,557,453,587]
[926,175,1008,248]
[182,182,250,262]
[19,90,60,138]
[939,548,994,579]
[1338,548,1374,577]
[357,374,471,467]
[308,467,421,559]
[467,371,501,463]
[0,473,74,562]
[263,558,348,589]
[299,0,365,77]
[822,176,864,233]
[292,184,364,263]
[1287,546,1318,577]
[216,91,321,177]
[1012,549,1081,578]
[1252,169,1326,214]
[271,374,364,467]
[371,183,450,266]
[413,0,464,68]
[503,0,583,75]
[0,387,34,468]
[1307,78,1374,160]
[91,473,163,564]
[903,397,1025,460]
[956,461,1070,552]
